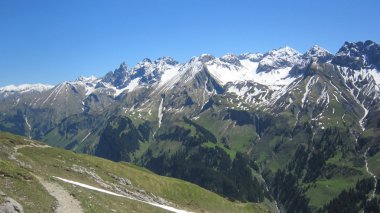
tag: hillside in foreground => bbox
[0,131,273,213]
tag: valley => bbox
[1,40,380,212]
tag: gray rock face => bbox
[332,40,380,69]
[220,54,241,66]
[256,46,302,73]
[0,197,24,213]
[110,174,132,186]
[303,45,333,63]
[102,62,130,88]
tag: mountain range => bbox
[1,40,380,212]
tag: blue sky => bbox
[0,0,379,86]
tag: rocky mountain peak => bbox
[238,53,264,62]
[257,46,302,73]
[76,76,98,83]
[332,40,380,69]
[194,54,215,63]
[134,59,153,71]
[139,58,153,65]
[304,45,333,63]
[101,62,130,88]
[305,45,331,57]
[271,46,300,57]
[155,56,178,66]
[117,62,128,72]
[219,54,241,66]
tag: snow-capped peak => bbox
[269,46,301,58]
[76,76,99,83]
[191,54,215,63]
[0,84,54,93]
[302,45,333,63]
[238,53,264,62]
[332,40,380,70]
[134,58,154,71]
[155,56,178,66]
[134,57,178,71]
[219,54,241,66]
[257,46,302,73]
[305,45,331,58]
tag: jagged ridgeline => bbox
[1,40,380,212]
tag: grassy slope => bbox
[363,127,380,177]
[0,131,271,213]
[0,132,56,212]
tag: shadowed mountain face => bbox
[1,40,380,212]
[332,40,380,70]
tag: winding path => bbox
[35,176,83,213]
[14,141,83,213]
[52,176,192,213]
[14,140,192,213]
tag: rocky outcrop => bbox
[0,191,24,213]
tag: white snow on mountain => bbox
[76,76,98,83]
[239,53,264,61]
[368,69,380,87]
[124,78,141,92]
[258,47,302,71]
[0,84,54,93]
[149,47,312,102]
[206,58,256,85]
[206,57,296,90]
[2,43,379,110]
[71,76,101,96]
[0,46,311,99]
[226,83,267,104]
[305,45,331,58]
[159,66,181,85]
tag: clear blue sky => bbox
[1,0,379,86]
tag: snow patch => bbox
[125,78,140,92]
[339,67,369,130]
[207,59,296,89]
[80,132,91,143]
[159,65,181,86]
[24,116,32,139]
[285,97,293,109]
[42,84,62,105]
[158,98,164,128]
[359,101,369,131]
[301,76,316,108]
[316,83,330,115]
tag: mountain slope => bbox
[0,131,272,213]
[1,40,380,212]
